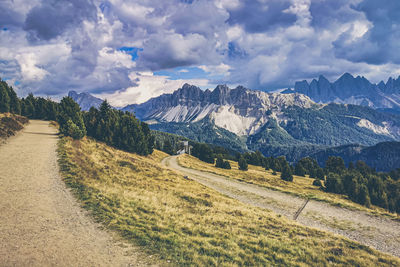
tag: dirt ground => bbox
[0,120,158,267]
[162,155,400,258]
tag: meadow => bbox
[178,154,397,219]
[58,137,400,266]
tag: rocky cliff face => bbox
[123,83,315,135]
[287,73,400,110]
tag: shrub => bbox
[66,120,85,139]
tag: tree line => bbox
[0,79,153,156]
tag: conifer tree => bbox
[238,156,248,171]
[0,83,10,113]
[281,164,293,181]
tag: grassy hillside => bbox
[57,137,399,266]
[178,154,397,219]
[0,113,29,142]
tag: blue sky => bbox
[1,0,400,106]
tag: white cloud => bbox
[97,71,210,106]
[199,63,231,76]
[15,53,49,81]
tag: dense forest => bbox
[0,79,153,156]
[1,79,399,213]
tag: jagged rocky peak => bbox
[68,90,78,98]
[290,73,400,110]
[68,90,104,111]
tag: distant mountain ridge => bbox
[283,73,400,111]
[68,82,400,171]
[68,91,103,111]
[123,83,314,136]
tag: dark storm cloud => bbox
[309,0,362,29]
[24,0,97,41]
[333,0,400,65]
[227,0,297,33]
[0,2,25,29]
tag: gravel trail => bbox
[0,120,157,267]
[162,155,400,258]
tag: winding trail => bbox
[0,121,156,266]
[162,155,400,258]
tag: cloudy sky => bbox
[1,0,400,106]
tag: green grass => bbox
[57,137,400,266]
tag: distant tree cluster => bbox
[83,101,154,155]
[215,154,231,169]
[0,79,154,156]
[192,143,214,164]
[294,157,324,179]
[324,156,400,213]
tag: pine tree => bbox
[215,154,224,168]
[0,83,10,113]
[238,156,248,171]
[57,96,86,139]
[294,162,306,176]
[7,86,21,114]
[163,139,175,155]
[357,184,371,207]
[281,164,293,182]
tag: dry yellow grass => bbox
[57,137,400,266]
[178,154,398,219]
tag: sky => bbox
[1,0,400,106]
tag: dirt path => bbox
[0,120,157,267]
[162,155,400,258]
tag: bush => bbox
[66,120,85,139]
[312,179,322,187]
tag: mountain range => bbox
[283,73,400,112]
[68,75,400,169]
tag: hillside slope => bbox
[0,113,28,143]
[57,136,400,266]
